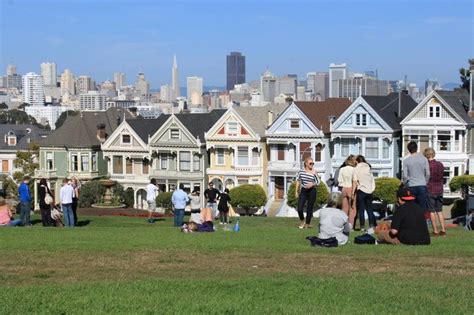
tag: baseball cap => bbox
[397,186,416,201]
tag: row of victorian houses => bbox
[30,88,473,211]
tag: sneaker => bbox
[367,227,375,235]
[219,222,224,225]
[298,224,305,229]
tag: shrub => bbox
[229,184,267,215]
[373,177,402,205]
[449,175,474,192]
[286,181,329,210]
[0,175,18,199]
[156,192,173,214]
[111,183,135,207]
[78,180,106,208]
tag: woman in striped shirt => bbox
[295,157,320,229]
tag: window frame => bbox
[170,129,180,140]
[226,121,239,135]
[81,153,90,171]
[160,154,168,170]
[70,153,79,172]
[91,153,97,171]
[179,151,191,171]
[355,113,367,127]
[46,152,54,170]
[251,148,259,165]
[125,158,133,174]
[365,137,379,159]
[121,134,131,145]
[237,146,249,165]
[193,154,200,171]
[289,119,300,129]
[216,148,225,165]
[112,155,123,174]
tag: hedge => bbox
[449,175,474,192]
[156,192,173,214]
[229,184,267,213]
[373,177,402,205]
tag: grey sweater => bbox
[402,153,430,187]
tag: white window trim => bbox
[91,153,98,171]
[179,151,191,171]
[121,133,132,146]
[112,155,124,174]
[170,129,181,140]
[354,113,368,127]
[225,121,239,135]
[216,148,225,166]
[289,119,300,130]
[81,153,90,172]
[160,154,169,170]
[70,153,79,172]
[237,146,250,166]
[46,151,54,170]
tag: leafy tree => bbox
[449,174,474,192]
[287,181,330,210]
[0,174,18,199]
[55,110,79,129]
[156,192,173,214]
[0,109,37,125]
[14,143,39,181]
[78,180,106,208]
[0,102,8,110]
[229,184,266,215]
[459,67,471,93]
[18,103,29,110]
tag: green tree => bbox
[18,103,29,110]
[14,143,39,180]
[286,181,330,210]
[156,192,173,214]
[449,174,474,192]
[459,67,471,92]
[55,110,79,129]
[229,184,267,215]
[0,109,37,125]
[78,180,106,208]
[0,174,18,199]
[0,102,8,110]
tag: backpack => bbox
[306,236,338,248]
[354,233,376,244]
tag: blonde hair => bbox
[345,154,356,167]
[303,156,313,168]
[423,147,436,159]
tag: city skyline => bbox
[1,0,473,88]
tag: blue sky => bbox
[1,0,473,88]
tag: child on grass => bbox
[218,188,231,225]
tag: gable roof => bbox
[295,98,352,134]
[40,108,136,148]
[234,103,287,136]
[361,92,417,130]
[126,114,170,142]
[174,109,227,141]
[0,124,51,151]
[434,89,472,124]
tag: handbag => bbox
[44,193,53,205]
[51,207,62,220]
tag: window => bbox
[277,144,285,161]
[170,129,180,139]
[46,152,53,170]
[429,106,441,118]
[315,144,322,162]
[341,139,350,157]
[122,134,131,144]
[181,183,191,194]
[125,158,133,174]
[454,166,460,177]
[160,154,168,169]
[382,139,390,159]
[179,151,191,171]
[289,119,300,129]
[81,154,89,171]
[193,154,200,171]
[7,136,16,146]
[113,156,123,174]
[443,167,450,185]
[91,153,97,171]
[226,122,239,134]
[71,154,79,171]
[252,148,259,165]
[437,132,451,151]
[355,113,367,126]
[237,146,249,165]
[216,148,225,165]
[365,137,378,158]
[142,159,149,174]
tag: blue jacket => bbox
[18,182,31,203]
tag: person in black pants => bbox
[71,177,80,226]
[352,155,376,231]
[38,178,53,227]
[295,157,320,229]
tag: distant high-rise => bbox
[226,52,246,91]
[172,54,180,99]
[425,79,441,96]
[60,69,75,96]
[135,72,150,97]
[6,65,16,76]
[329,63,347,98]
[113,72,126,90]
[187,76,203,106]
[160,84,172,102]
[79,91,106,111]
[261,69,277,103]
[277,75,297,96]
[333,74,389,101]
[22,72,45,106]
[40,62,57,86]
[307,72,329,101]
[76,76,95,95]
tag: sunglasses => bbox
[308,162,314,166]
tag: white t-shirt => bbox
[146,183,158,202]
[60,184,74,204]
[318,207,350,245]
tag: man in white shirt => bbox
[318,193,350,245]
[146,179,159,223]
[60,178,75,227]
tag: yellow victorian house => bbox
[204,104,286,191]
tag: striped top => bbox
[297,170,320,188]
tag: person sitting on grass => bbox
[0,197,22,227]
[376,186,430,245]
[318,193,350,245]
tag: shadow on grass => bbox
[77,220,91,227]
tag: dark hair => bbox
[356,155,371,168]
[192,189,199,195]
[39,178,47,186]
[23,176,30,181]
[179,183,185,190]
[224,188,229,193]
[62,178,69,183]
[150,178,156,185]
[407,141,418,154]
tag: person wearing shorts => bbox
[146,179,159,223]
[424,148,446,236]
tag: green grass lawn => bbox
[1,215,473,314]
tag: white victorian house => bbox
[331,92,417,178]
[401,89,472,193]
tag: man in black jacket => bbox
[204,182,220,219]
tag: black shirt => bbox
[204,188,220,203]
[391,201,430,245]
[218,193,231,212]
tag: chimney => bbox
[398,91,402,117]
[328,115,336,131]
[268,110,274,126]
[129,107,138,117]
[96,124,107,142]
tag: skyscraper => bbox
[113,72,126,90]
[187,76,203,106]
[60,69,75,96]
[160,84,172,102]
[226,52,245,91]
[307,72,329,101]
[329,63,347,98]
[333,74,389,100]
[76,76,95,95]
[277,75,298,96]
[172,54,180,100]
[22,72,45,106]
[6,64,16,76]
[261,69,277,103]
[40,62,57,86]
[135,72,150,97]
[425,79,441,96]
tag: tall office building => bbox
[334,75,389,100]
[76,76,94,95]
[160,84,172,102]
[425,79,441,96]
[79,91,106,111]
[6,73,22,89]
[329,63,347,97]
[261,69,277,103]
[277,75,297,96]
[135,72,150,96]
[22,72,45,106]
[226,52,246,91]
[6,65,16,76]
[172,54,180,99]
[307,72,329,101]
[60,69,75,96]
[40,62,57,86]
[186,76,203,106]
[113,72,126,90]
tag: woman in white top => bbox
[188,190,202,223]
[352,155,376,230]
[295,157,320,229]
[337,155,357,229]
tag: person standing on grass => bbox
[146,179,159,223]
[172,184,189,227]
[218,188,231,225]
[60,178,75,227]
[38,178,53,227]
[204,182,220,219]
[423,148,447,236]
[18,176,32,226]
[352,155,376,231]
[71,177,80,226]
[402,141,430,210]
[295,157,320,229]
[338,155,357,229]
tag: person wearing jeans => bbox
[402,141,430,210]
[18,176,32,226]
[0,197,22,227]
[172,184,189,227]
[352,155,376,231]
[60,178,75,227]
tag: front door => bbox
[2,160,8,172]
[275,177,284,200]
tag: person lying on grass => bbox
[181,207,215,233]
[376,186,430,245]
